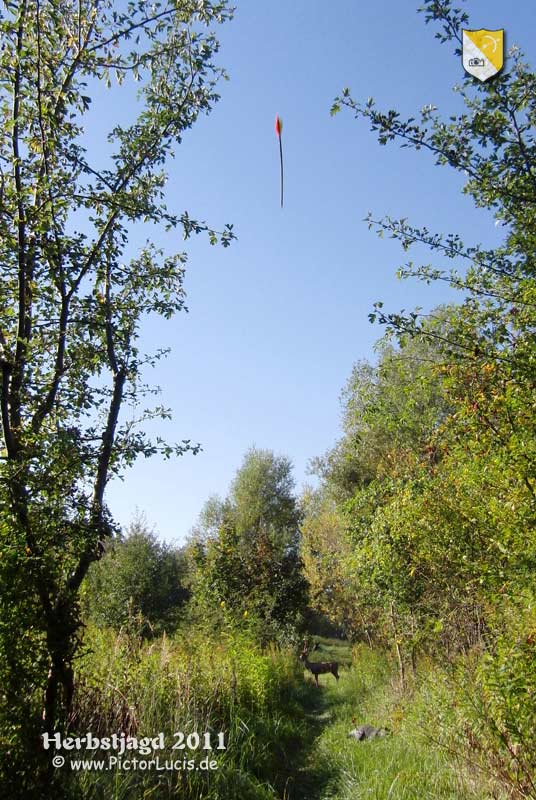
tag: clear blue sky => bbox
[104,0,536,544]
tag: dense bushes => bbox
[301,319,536,794]
[83,516,190,635]
[434,605,536,799]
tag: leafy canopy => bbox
[0,0,234,786]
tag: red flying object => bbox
[275,115,284,208]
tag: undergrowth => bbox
[301,643,507,800]
[61,631,517,799]
[66,625,308,800]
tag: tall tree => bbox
[327,1,536,781]
[192,448,309,644]
[230,446,302,547]
[0,0,233,790]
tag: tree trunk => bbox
[390,602,406,691]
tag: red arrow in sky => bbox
[275,115,284,208]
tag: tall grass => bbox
[67,625,309,800]
[64,631,513,799]
[302,643,505,800]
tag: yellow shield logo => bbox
[462,29,504,82]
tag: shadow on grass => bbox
[277,639,354,800]
[277,678,341,800]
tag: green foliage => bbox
[0,0,234,792]
[304,326,454,651]
[334,5,536,382]
[68,625,308,800]
[300,489,361,639]
[418,604,536,800]
[83,514,190,634]
[310,323,452,502]
[230,447,301,542]
[192,448,309,645]
[293,643,494,800]
[0,524,49,797]
[310,2,536,793]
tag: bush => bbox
[83,516,189,634]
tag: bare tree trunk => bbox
[410,613,417,679]
[390,602,406,691]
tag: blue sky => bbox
[104,0,536,544]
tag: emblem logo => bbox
[462,29,504,82]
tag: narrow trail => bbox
[281,638,490,800]
[283,638,354,800]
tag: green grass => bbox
[294,642,499,800]
[68,626,311,800]
[66,630,504,800]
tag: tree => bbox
[230,446,302,548]
[304,327,451,652]
[300,487,361,639]
[327,0,536,779]
[0,0,234,791]
[310,326,451,502]
[83,514,189,633]
[329,0,536,628]
[332,0,536,392]
[192,448,309,644]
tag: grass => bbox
[65,629,504,799]
[68,625,310,800]
[294,642,500,800]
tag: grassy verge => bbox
[64,630,507,799]
[67,625,310,800]
[296,641,503,800]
